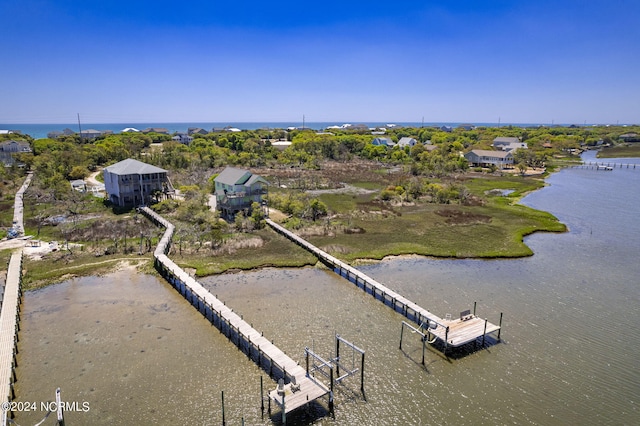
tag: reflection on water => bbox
[14,154,640,425]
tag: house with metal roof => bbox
[214,167,268,219]
[103,158,174,207]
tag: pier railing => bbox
[0,251,23,424]
[139,207,331,420]
[266,218,502,351]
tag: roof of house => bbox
[466,149,513,158]
[398,137,417,146]
[215,167,252,185]
[215,167,268,186]
[0,140,31,152]
[493,137,520,144]
[104,158,167,175]
[142,127,169,134]
[372,137,395,146]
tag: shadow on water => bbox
[268,400,331,426]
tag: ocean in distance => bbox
[3,121,584,140]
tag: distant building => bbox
[79,129,110,140]
[493,137,527,151]
[464,149,514,169]
[187,127,208,135]
[214,167,268,220]
[0,140,31,153]
[121,127,140,133]
[171,133,193,145]
[48,128,77,138]
[397,137,418,147]
[103,158,174,207]
[142,128,169,134]
[371,137,396,147]
[619,133,640,142]
[0,140,31,167]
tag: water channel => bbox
[14,152,640,425]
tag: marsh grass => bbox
[597,145,640,158]
[172,228,318,276]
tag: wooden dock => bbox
[140,208,330,417]
[0,251,23,420]
[266,219,502,350]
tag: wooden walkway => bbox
[11,173,32,237]
[0,252,23,417]
[140,208,329,416]
[266,219,502,350]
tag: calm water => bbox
[14,152,640,425]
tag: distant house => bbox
[440,126,453,133]
[619,133,640,142]
[103,158,174,207]
[121,127,140,133]
[458,124,475,131]
[464,149,514,169]
[214,167,268,220]
[171,133,193,145]
[48,128,76,138]
[0,140,31,167]
[397,137,418,148]
[187,127,208,135]
[79,129,109,140]
[371,137,396,147]
[0,140,31,153]
[493,137,527,151]
[142,128,169,134]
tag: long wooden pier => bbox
[573,161,638,170]
[140,208,330,417]
[266,219,502,350]
[0,252,23,424]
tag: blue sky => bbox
[1,0,639,124]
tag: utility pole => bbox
[77,113,83,142]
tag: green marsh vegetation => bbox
[4,124,638,284]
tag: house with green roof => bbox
[214,167,268,219]
[103,158,174,207]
